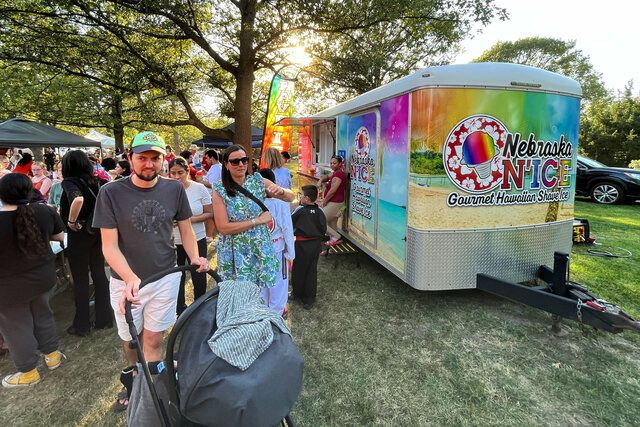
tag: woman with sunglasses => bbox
[211,145,295,288]
[316,155,346,246]
[169,157,213,316]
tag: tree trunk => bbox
[112,95,125,152]
[234,0,257,162]
[113,125,125,152]
[173,128,180,154]
[171,99,181,153]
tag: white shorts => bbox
[110,272,181,341]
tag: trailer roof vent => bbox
[510,81,542,88]
[421,73,431,78]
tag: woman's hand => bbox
[265,181,285,197]
[256,210,272,225]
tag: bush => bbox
[629,160,640,170]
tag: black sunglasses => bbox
[228,156,249,166]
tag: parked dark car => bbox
[576,155,640,204]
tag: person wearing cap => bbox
[189,144,201,166]
[93,131,210,411]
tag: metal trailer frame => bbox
[477,251,640,334]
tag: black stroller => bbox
[124,265,303,427]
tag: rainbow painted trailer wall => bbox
[289,63,581,290]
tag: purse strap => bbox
[233,183,269,213]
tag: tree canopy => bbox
[473,37,608,102]
[0,0,507,152]
[580,84,640,167]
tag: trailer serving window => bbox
[314,121,336,165]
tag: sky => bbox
[453,0,638,95]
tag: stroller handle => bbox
[123,264,221,427]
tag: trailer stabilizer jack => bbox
[476,252,640,334]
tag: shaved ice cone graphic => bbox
[461,131,497,179]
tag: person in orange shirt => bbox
[31,162,53,199]
[12,151,34,176]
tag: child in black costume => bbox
[291,185,327,309]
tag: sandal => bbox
[114,387,129,412]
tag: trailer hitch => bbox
[477,251,640,334]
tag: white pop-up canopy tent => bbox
[84,130,116,149]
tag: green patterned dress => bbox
[213,174,279,288]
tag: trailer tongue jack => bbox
[477,252,640,334]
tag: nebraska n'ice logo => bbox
[443,115,509,194]
[354,127,371,158]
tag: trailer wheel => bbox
[591,182,624,204]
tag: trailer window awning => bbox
[274,117,334,127]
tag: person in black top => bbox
[61,150,113,336]
[291,185,328,309]
[43,148,56,172]
[0,173,66,388]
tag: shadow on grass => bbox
[2,219,639,425]
[289,249,640,426]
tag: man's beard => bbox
[136,169,159,181]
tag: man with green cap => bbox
[93,131,210,410]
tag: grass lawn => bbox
[1,199,639,426]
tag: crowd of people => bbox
[0,135,345,415]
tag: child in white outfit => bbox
[258,169,295,315]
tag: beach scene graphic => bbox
[342,95,409,274]
[409,88,579,230]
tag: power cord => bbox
[572,241,633,258]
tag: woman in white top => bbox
[169,157,213,316]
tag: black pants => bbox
[291,239,322,305]
[0,288,58,372]
[176,237,208,315]
[67,230,112,331]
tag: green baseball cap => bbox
[130,131,166,155]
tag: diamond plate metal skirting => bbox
[405,220,573,291]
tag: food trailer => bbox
[287,63,581,291]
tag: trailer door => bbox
[347,110,379,248]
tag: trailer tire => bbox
[590,182,624,204]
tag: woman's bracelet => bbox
[251,218,256,227]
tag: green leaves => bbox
[474,37,609,103]
[580,85,640,167]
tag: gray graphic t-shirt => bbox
[93,176,192,280]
